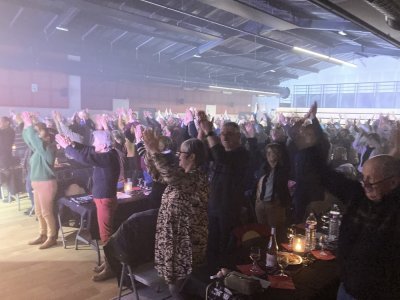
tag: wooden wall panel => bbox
[0,68,69,108]
[81,77,252,114]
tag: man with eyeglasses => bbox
[310,129,400,299]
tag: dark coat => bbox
[317,156,400,300]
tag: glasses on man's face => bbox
[360,176,393,190]
[176,151,189,156]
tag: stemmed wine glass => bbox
[277,252,289,277]
[249,246,261,273]
[319,234,328,256]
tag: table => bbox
[186,239,340,300]
[57,191,155,264]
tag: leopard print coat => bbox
[151,152,209,284]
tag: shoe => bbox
[39,236,57,249]
[24,208,34,215]
[93,262,106,273]
[92,266,115,282]
[28,235,47,245]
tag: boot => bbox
[92,261,106,273]
[39,236,57,249]
[28,235,47,245]
[92,260,114,282]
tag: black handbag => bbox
[223,271,263,296]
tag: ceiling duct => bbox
[364,0,400,30]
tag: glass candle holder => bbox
[124,181,133,193]
[292,234,306,253]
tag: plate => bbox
[278,252,303,265]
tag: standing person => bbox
[198,112,250,264]
[255,143,290,241]
[302,108,400,299]
[0,116,15,169]
[56,130,120,281]
[0,116,16,201]
[143,130,209,300]
[21,113,58,249]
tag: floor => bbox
[0,194,169,300]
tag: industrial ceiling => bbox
[0,0,399,98]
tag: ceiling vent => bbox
[364,0,400,30]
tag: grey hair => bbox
[181,138,206,167]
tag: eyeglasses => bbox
[360,176,393,190]
[176,151,189,156]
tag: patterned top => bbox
[151,152,209,284]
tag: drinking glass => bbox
[249,246,261,273]
[319,234,328,256]
[287,225,296,248]
[277,252,289,276]
[138,178,143,189]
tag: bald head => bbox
[362,155,400,202]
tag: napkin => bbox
[280,243,292,251]
[267,275,296,290]
[236,264,266,276]
[311,250,335,260]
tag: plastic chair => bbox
[104,208,170,300]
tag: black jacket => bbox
[316,155,400,300]
[208,144,249,220]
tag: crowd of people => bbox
[1,102,400,299]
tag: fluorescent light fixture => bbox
[209,85,280,95]
[269,69,276,73]
[293,46,357,68]
[193,54,201,58]
[56,26,69,32]
[338,30,347,36]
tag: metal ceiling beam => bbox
[193,57,298,80]
[329,44,400,57]
[65,0,221,41]
[136,0,293,50]
[0,49,286,94]
[308,0,400,49]
[196,0,298,31]
[174,37,227,63]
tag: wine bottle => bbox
[266,227,278,270]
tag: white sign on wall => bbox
[205,105,216,117]
[113,99,130,111]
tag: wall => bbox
[81,77,253,114]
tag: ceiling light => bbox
[269,69,276,73]
[193,54,201,58]
[292,46,357,68]
[56,26,69,32]
[209,85,280,95]
[338,30,347,36]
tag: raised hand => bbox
[55,134,71,149]
[142,128,159,153]
[21,112,32,127]
[243,121,256,138]
[197,110,213,134]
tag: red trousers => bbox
[94,198,118,243]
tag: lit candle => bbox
[124,181,132,193]
[292,235,306,253]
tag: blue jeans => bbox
[337,282,357,300]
